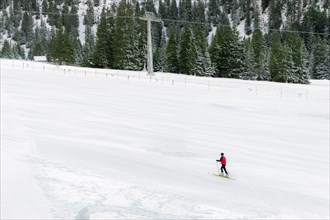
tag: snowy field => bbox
[1,59,329,219]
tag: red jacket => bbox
[220,156,226,165]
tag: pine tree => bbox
[144,0,156,14]
[32,24,47,57]
[0,10,6,41]
[82,25,95,66]
[49,20,75,64]
[94,7,113,68]
[208,0,221,26]
[209,26,221,77]
[282,42,295,82]
[169,0,178,28]
[251,29,267,80]
[21,12,34,45]
[195,41,215,76]
[48,0,60,27]
[284,30,309,83]
[70,4,80,38]
[165,29,179,73]
[32,42,45,56]
[62,3,71,33]
[326,41,330,80]
[40,19,50,54]
[178,25,197,75]
[268,0,282,30]
[311,37,330,79]
[301,7,328,54]
[72,37,83,64]
[253,2,261,30]
[204,52,216,76]
[42,0,48,16]
[84,0,95,26]
[269,32,289,82]
[112,1,139,70]
[230,27,245,78]
[238,0,245,21]
[178,0,192,22]
[194,27,214,76]
[209,25,243,78]
[154,29,166,72]
[6,7,16,38]
[162,0,171,27]
[1,40,12,58]
[245,0,252,35]
[243,38,256,80]
[62,33,75,64]
[286,0,297,25]
[192,0,209,33]
[159,0,166,19]
[231,0,240,26]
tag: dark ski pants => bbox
[221,165,228,175]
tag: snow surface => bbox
[1,59,329,219]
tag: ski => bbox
[208,172,236,180]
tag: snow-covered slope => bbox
[1,59,329,219]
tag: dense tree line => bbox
[0,0,329,82]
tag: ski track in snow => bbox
[32,158,243,219]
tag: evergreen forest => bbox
[0,0,329,83]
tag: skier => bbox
[216,152,228,176]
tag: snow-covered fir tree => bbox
[1,40,12,58]
[94,7,113,68]
[251,29,268,80]
[49,20,75,65]
[178,25,197,75]
[165,29,179,73]
[311,37,330,80]
[112,1,139,70]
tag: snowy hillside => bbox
[1,0,329,81]
[1,59,329,219]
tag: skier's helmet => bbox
[221,152,224,155]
